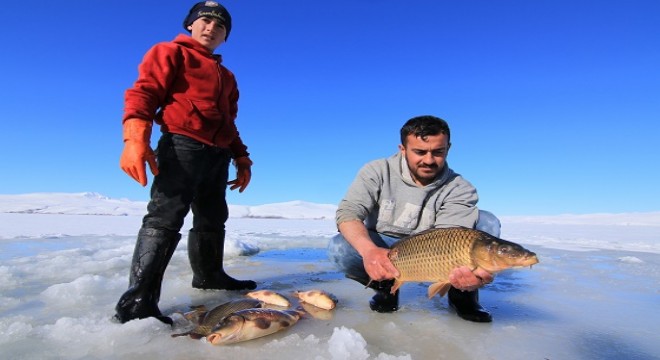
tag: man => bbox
[328,115,498,322]
[114,1,256,325]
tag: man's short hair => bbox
[400,115,451,145]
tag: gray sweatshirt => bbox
[336,152,479,237]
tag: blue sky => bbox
[2,0,659,215]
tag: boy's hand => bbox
[119,119,158,186]
[228,156,252,192]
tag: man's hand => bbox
[448,266,494,291]
[362,247,400,281]
[228,156,252,192]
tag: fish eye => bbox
[498,245,512,255]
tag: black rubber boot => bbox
[114,228,181,325]
[345,274,399,313]
[448,287,492,323]
[368,279,399,313]
[188,231,257,291]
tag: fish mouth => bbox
[519,255,540,268]
[207,316,245,345]
[207,327,242,345]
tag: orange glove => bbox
[228,156,252,193]
[120,119,159,187]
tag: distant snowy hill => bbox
[1,192,658,225]
[0,192,337,220]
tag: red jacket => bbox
[123,34,248,158]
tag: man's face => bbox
[399,133,451,186]
[190,16,227,51]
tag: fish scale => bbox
[390,228,476,280]
[387,227,539,298]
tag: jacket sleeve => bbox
[433,175,479,228]
[214,65,247,158]
[226,82,249,158]
[123,43,180,123]
[228,134,249,159]
[335,161,383,226]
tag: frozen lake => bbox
[1,220,658,359]
[0,194,658,359]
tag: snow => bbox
[0,193,659,359]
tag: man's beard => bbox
[413,164,438,183]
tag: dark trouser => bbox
[328,231,401,312]
[115,133,235,324]
[327,230,399,283]
[143,133,231,233]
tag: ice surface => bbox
[1,194,659,359]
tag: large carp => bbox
[206,308,302,345]
[172,299,263,339]
[387,226,539,298]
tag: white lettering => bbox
[197,10,225,22]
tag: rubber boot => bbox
[368,279,399,313]
[448,287,492,323]
[114,228,181,325]
[345,274,399,313]
[188,231,257,291]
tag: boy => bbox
[115,1,255,325]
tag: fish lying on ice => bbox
[206,308,302,345]
[298,302,334,320]
[293,290,338,310]
[387,226,539,298]
[246,290,291,307]
[172,299,263,339]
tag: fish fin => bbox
[180,305,208,323]
[388,248,399,260]
[427,282,452,299]
[171,330,203,340]
[189,333,204,340]
[391,280,402,294]
[437,283,452,297]
[295,306,309,318]
[365,279,373,289]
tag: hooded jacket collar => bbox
[172,34,223,63]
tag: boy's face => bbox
[399,133,451,186]
[189,16,227,51]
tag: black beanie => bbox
[183,1,232,40]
